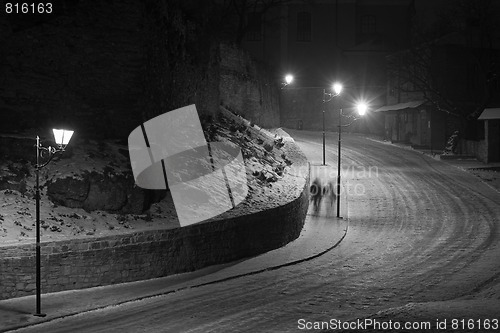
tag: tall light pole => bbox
[336,102,367,218]
[34,128,74,317]
[322,83,342,165]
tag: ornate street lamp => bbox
[336,103,368,218]
[33,128,74,317]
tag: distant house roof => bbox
[478,108,500,120]
[375,100,425,112]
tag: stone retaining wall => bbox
[0,163,309,300]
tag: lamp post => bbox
[322,83,342,165]
[34,128,74,317]
[336,103,367,218]
[281,75,342,164]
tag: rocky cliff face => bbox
[46,170,165,214]
[0,134,163,214]
[219,43,280,128]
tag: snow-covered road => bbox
[13,131,500,332]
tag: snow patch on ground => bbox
[468,167,500,193]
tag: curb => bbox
[1,220,348,333]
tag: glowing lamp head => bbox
[284,74,294,85]
[356,103,368,116]
[333,83,342,95]
[52,129,74,148]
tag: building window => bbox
[297,11,311,42]
[357,15,376,42]
[360,15,376,35]
[246,12,262,41]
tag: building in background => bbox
[238,0,414,132]
[377,32,500,155]
[371,0,500,158]
[477,108,500,163]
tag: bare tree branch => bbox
[388,0,500,122]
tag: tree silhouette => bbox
[387,0,500,120]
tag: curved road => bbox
[14,130,500,332]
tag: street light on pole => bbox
[282,74,294,88]
[282,76,348,172]
[356,102,367,116]
[34,128,74,317]
[322,82,342,165]
[336,102,368,218]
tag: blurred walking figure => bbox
[324,181,337,207]
[310,178,323,215]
